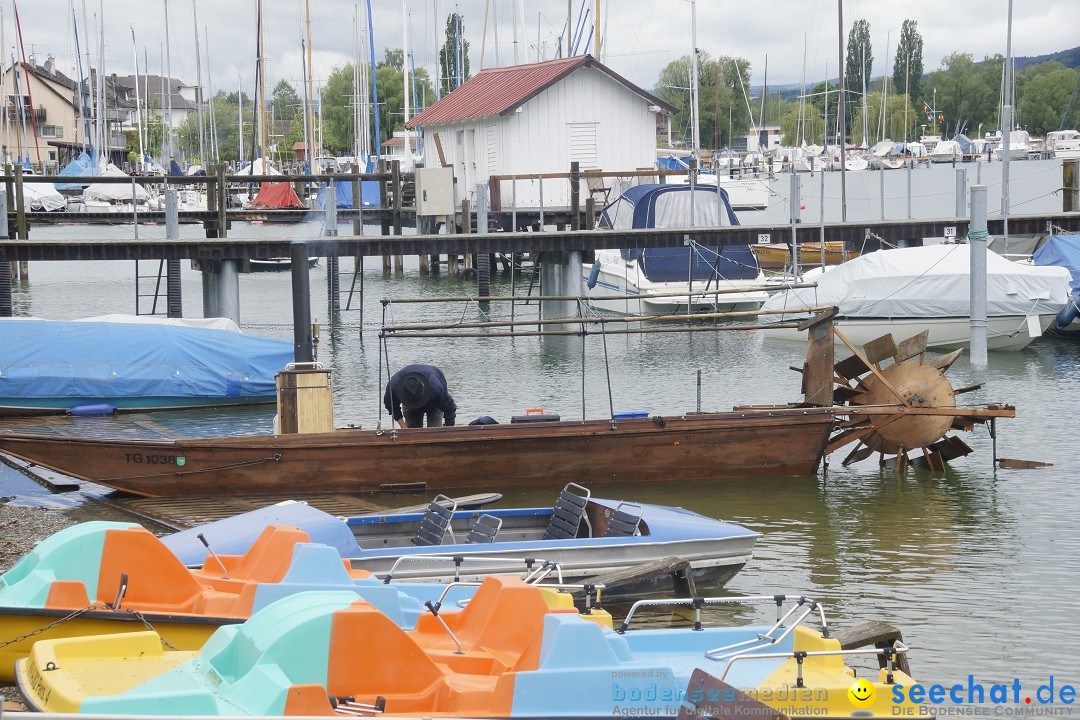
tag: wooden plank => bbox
[433,132,448,167]
[930,348,964,371]
[896,330,929,361]
[802,313,835,406]
[578,556,694,595]
[678,668,790,720]
[0,453,80,492]
[834,353,870,381]
[863,333,898,366]
[832,621,911,675]
[997,458,1054,469]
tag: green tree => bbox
[438,13,471,95]
[927,53,1001,137]
[382,49,404,71]
[892,20,924,108]
[269,79,301,126]
[654,53,752,150]
[321,64,357,154]
[368,51,434,147]
[850,91,917,145]
[1017,61,1079,136]
[844,19,873,136]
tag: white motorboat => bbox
[658,154,770,210]
[584,184,768,315]
[929,140,963,163]
[993,129,1031,160]
[1047,130,1080,160]
[80,164,152,215]
[760,244,1071,351]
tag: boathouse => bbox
[405,55,676,211]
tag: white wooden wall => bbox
[420,66,659,212]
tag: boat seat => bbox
[465,514,502,544]
[412,495,458,547]
[543,483,592,540]
[603,503,644,537]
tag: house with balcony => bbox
[0,55,80,171]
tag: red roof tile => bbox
[406,55,676,127]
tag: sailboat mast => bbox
[365,0,381,160]
[164,0,174,158]
[1001,0,1013,247]
[688,0,700,161]
[837,0,847,222]
[204,26,217,163]
[258,0,267,166]
[593,0,600,57]
[301,37,312,171]
[304,0,315,169]
[131,27,145,172]
[192,0,205,164]
[402,0,412,160]
[237,71,244,165]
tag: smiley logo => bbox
[848,678,877,709]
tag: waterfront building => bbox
[406,54,676,210]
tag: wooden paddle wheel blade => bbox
[896,330,929,362]
[913,446,947,472]
[930,348,964,371]
[834,353,871,381]
[842,442,877,466]
[863,333,898,366]
[925,434,974,462]
[833,385,866,404]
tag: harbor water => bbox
[2,158,1077,693]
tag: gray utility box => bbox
[415,166,456,216]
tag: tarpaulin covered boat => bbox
[0,318,293,415]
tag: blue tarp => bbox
[168,159,184,176]
[953,134,975,154]
[0,320,293,410]
[600,183,756,282]
[1034,234,1080,293]
[55,152,95,190]
[315,179,382,209]
[656,155,692,171]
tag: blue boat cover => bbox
[0,320,293,407]
[315,180,382,209]
[1034,234,1080,293]
[952,134,975,154]
[601,183,756,282]
[55,151,95,190]
[169,159,185,176]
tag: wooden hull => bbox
[752,243,859,269]
[0,411,835,497]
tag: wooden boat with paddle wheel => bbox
[0,311,1016,496]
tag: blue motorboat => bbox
[583,183,767,315]
[163,487,759,597]
[0,317,293,416]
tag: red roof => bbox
[406,55,676,127]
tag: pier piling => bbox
[969,185,989,366]
[0,190,10,316]
[290,241,314,363]
[164,187,183,318]
[955,169,967,218]
[476,183,491,298]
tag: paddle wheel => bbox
[801,321,1010,472]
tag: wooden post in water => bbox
[13,164,27,279]
[205,165,219,238]
[216,164,228,238]
[1065,160,1079,213]
[391,160,403,273]
[379,159,391,272]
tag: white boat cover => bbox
[24,182,66,211]
[761,245,1071,318]
[83,164,150,202]
[236,158,281,176]
[75,314,242,333]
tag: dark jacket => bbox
[383,364,457,426]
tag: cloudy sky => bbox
[10,0,1076,100]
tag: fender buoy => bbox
[67,403,117,416]
[587,260,601,289]
[1055,294,1080,330]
